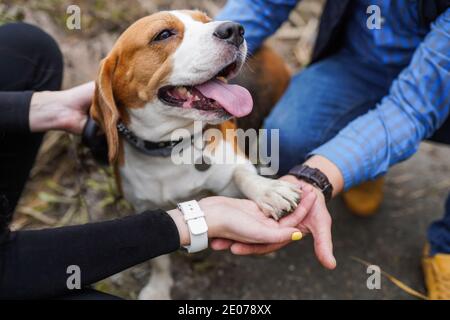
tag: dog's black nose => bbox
[213,22,244,47]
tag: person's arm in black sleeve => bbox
[0,92,33,133]
[0,209,180,299]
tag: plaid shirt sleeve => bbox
[310,9,450,190]
[215,0,299,54]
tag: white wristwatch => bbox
[177,200,208,253]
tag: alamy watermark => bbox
[169,121,280,176]
[366,265,381,290]
[366,5,383,30]
[66,5,81,30]
[66,265,81,290]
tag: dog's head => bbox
[90,10,252,163]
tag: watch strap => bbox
[289,165,333,202]
[177,200,208,253]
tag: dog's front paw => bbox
[254,178,302,220]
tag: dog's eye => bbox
[153,29,175,42]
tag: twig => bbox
[350,256,428,300]
[16,206,57,225]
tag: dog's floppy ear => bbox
[90,54,120,164]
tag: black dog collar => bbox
[82,117,195,162]
[117,122,192,158]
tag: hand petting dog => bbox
[30,81,94,134]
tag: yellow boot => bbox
[342,177,384,217]
[422,244,450,300]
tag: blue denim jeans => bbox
[263,49,450,255]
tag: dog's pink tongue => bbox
[195,79,253,117]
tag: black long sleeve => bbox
[0,22,173,300]
[0,209,180,299]
[0,92,33,133]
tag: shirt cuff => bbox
[0,91,33,133]
[308,136,370,190]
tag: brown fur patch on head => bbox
[112,12,186,113]
[181,10,212,23]
[90,11,186,166]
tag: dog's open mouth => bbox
[157,61,253,118]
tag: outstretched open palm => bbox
[211,176,336,270]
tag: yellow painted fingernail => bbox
[291,231,302,241]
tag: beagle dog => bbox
[90,10,298,300]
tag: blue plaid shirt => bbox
[217,0,450,189]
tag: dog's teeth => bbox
[216,76,227,83]
[186,91,192,98]
[177,87,187,95]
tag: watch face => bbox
[187,218,208,235]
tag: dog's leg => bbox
[138,254,173,300]
[218,163,302,220]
